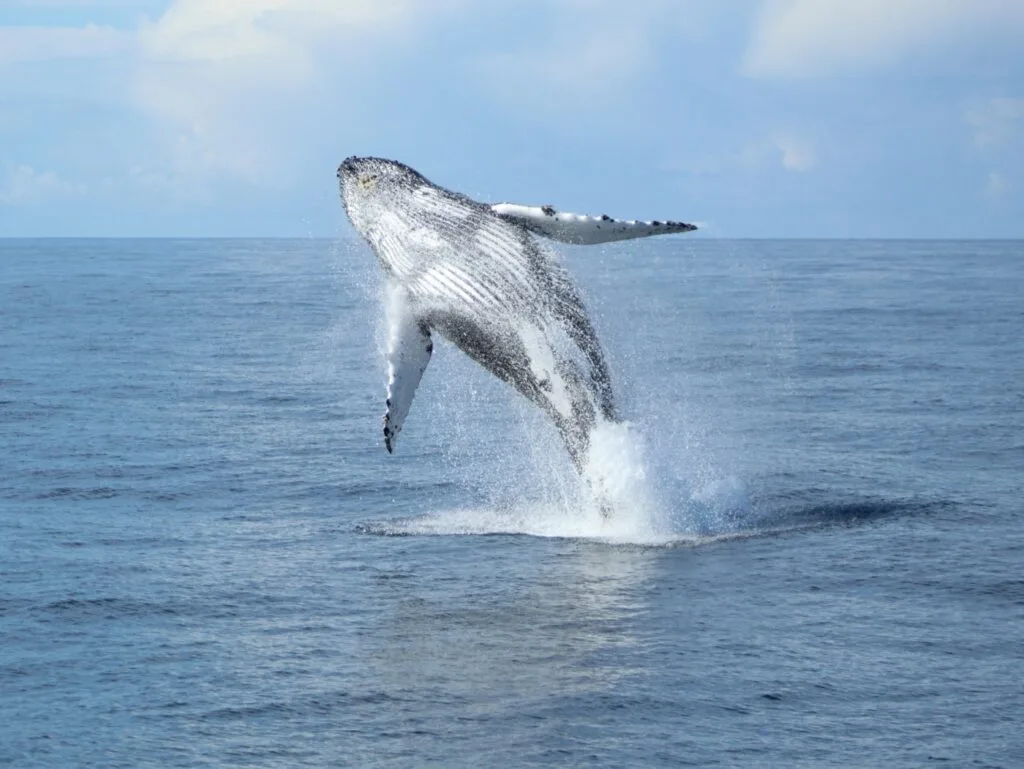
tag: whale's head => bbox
[337,156,431,237]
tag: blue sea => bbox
[1,238,1022,767]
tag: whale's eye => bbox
[358,173,377,190]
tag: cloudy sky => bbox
[1,0,1022,237]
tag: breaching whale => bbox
[337,157,695,472]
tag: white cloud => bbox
[0,0,472,196]
[0,0,700,195]
[138,0,424,62]
[131,0,461,184]
[0,165,87,204]
[744,0,1024,78]
[0,24,131,65]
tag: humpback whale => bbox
[337,157,695,472]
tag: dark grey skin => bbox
[337,156,618,471]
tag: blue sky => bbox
[1,0,1022,237]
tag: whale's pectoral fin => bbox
[490,203,697,245]
[383,307,433,454]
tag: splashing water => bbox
[353,278,761,545]
[370,409,712,544]
[580,420,669,542]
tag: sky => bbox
[1,0,1022,238]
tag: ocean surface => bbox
[1,237,1022,767]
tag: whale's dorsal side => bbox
[490,203,697,245]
